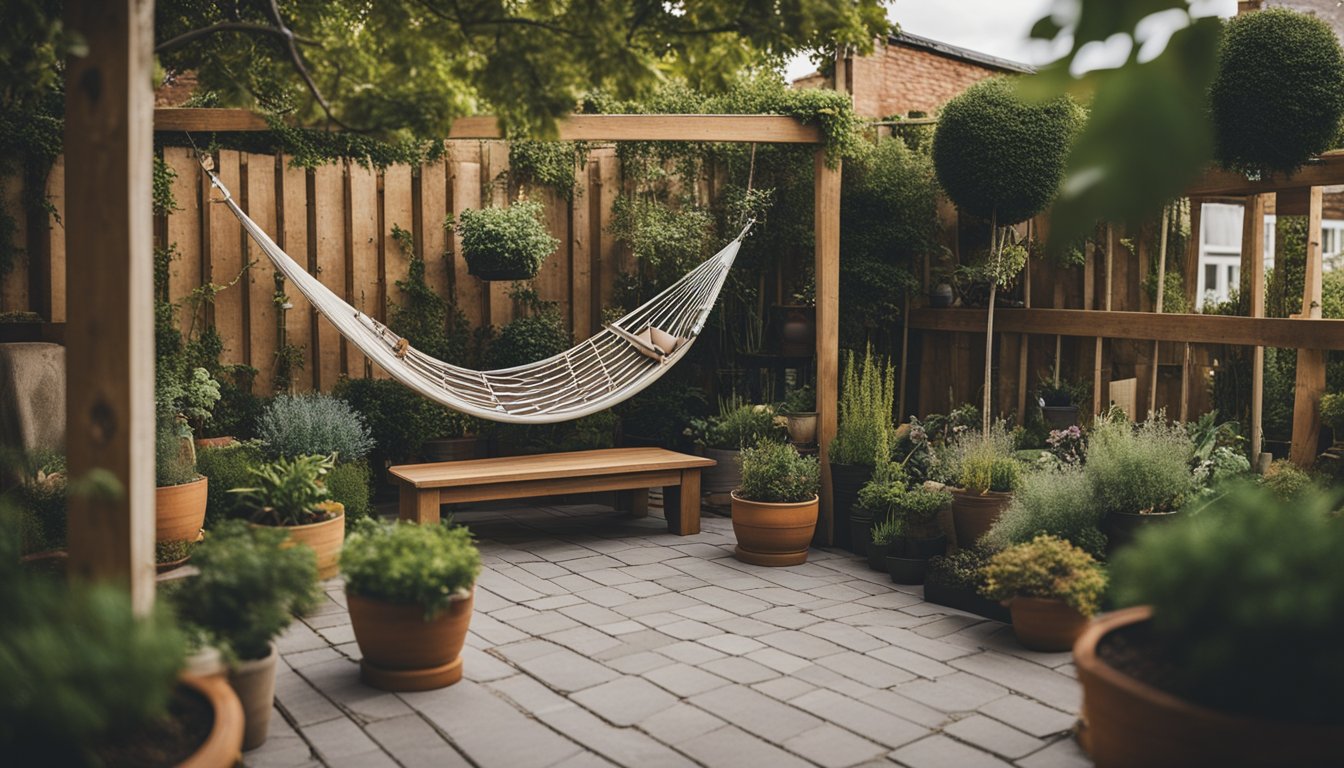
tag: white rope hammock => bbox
[204,165,746,424]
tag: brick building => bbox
[793,32,1031,119]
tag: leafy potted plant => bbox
[980,534,1105,652]
[867,515,900,573]
[779,384,818,446]
[1088,416,1194,555]
[884,485,953,585]
[256,393,376,518]
[1077,484,1344,766]
[455,201,558,281]
[828,347,897,551]
[156,365,221,565]
[342,519,482,691]
[689,397,781,495]
[231,453,345,579]
[730,440,821,567]
[1037,374,1086,430]
[924,547,1010,622]
[851,461,906,559]
[940,423,1022,548]
[168,521,319,750]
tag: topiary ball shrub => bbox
[1210,8,1344,176]
[932,77,1084,224]
[457,201,558,281]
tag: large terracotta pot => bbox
[193,436,236,451]
[157,476,209,543]
[227,643,278,751]
[258,510,345,580]
[950,488,1011,549]
[1103,509,1180,557]
[348,589,475,692]
[774,305,815,357]
[1008,596,1089,652]
[178,672,245,768]
[730,492,819,567]
[1075,606,1344,767]
[702,448,742,494]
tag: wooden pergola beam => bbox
[447,115,825,144]
[907,307,1344,351]
[1186,151,1344,196]
[154,107,269,132]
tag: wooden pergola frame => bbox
[72,45,842,607]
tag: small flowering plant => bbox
[1046,426,1085,467]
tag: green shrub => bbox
[984,466,1105,558]
[780,384,815,415]
[1111,484,1344,722]
[486,308,571,369]
[336,377,465,462]
[155,416,200,487]
[456,201,558,280]
[342,519,482,619]
[168,520,319,662]
[231,454,338,527]
[895,486,952,539]
[981,534,1106,616]
[8,455,66,554]
[196,440,264,529]
[617,376,708,449]
[1210,8,1344,175]
[486,411,619,457]
[1321,392,1344,435]
[941,423,1021,493]
[1261,459,1316,501]
[829,346,896,466]
[256,393,374,462]
[325,460,373,522]
[933,77,1084,224]
[1087,416,1194,516]
[927,546,995,591]
[737,440,820,504]
[690,399,781,451]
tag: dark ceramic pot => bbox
[829,462,874,553]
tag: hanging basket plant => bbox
[456,201,558,281]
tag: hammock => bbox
[205,166,745,424]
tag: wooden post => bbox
[63,0,156,613]
[1242,195,1267,459]
[1149,206,1169,415]
[1092,226,1112,417]
[814,149,841,547]
[1181,199,1203,422]
[1016,223,1032,423]
[1290,186,1326,466]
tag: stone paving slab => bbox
[256,502,1091,768]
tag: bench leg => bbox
[616,489,649,518]
[664,469,700,535]
[399,483,441,524]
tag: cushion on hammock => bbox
[632,326,684,361]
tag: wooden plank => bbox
[417,157,451,302]
[154,107,269,132]
[389,447,713,487]
[163,147,201,310]
[346,161,379,378]
[1181,199,1203,421]
[46,155,67,322]
[536,186,570,325]
[595,149,620,315]
[1,174,30,312]
[209,150,245,366]
[244,153,278,393]
[311,164,345,388]
[570,153,592,339]
[279,158,314,392]
[64,0,156,612]
[1291,186,1327,466]
[907,308,1344,350]
[483,142,513,329]
[448,114,824,144]
[1243,195,1267,459]
[814,149,841,547]
[1186,150,1344,196]
[382,163,414,325]
[449,158,485,327]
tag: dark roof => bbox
[888,31,1035,74]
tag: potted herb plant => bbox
[828,347,897,552]
[231,453,345,579]
[689,397,781,495]
[779,385,818,446]
[168,521,319,750]
[342,519,482,691]
[730,440,821,567]
[156,365,221,565]
[867,515,900,572]
[924,547,1010,622]
[1037,375,1086,430]
[941,423,1022,548]
[1088,416,1194,555]
[1077,483,1344,767]
[455,201,558,281]
[851,461,906,559]
[980,534,1105,652]
[884,485,953,585]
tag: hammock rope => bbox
[199,157,749,424]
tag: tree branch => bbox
[264,0,354,132]
[154,21,314,55]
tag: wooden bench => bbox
[390,448,716,535]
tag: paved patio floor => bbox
[247,502,1092,768]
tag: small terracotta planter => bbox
[730,492,819,567]
[260,509,345,580]
[227,643,279,751]
[193,436,237,450]
[178,671,246,768]
[1075,606,1344,767]
[1007,596,1089,652]
[348,589,474,692]
[157,476,209,543]
[785,413,818,445]
[950,488,1011,549]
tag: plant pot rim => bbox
[157,475,208,491]
[253,507,345,532]
[230,641,279,673]
[178,672,245,767]
[950,486,1012,498]
[1110,508,1181,519]
[346,586,475,610]
[783,411,818,418]
[730,491,820,508]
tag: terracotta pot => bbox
[177,671,245,768]
[1075,606,1344,767]
[730,492,819,567]
[774,305,815,357]
[156,476,209,543]
[785,413,818,446]
[1041,405,1079,431]
[829,462,874,552]
[1103,509,1180,557]
[1008,596,1089,652]
[702,448,742,494]
[227,643,278,751]
[950,488,1011,549]
[193,436,237,450]
[257,510,345,580]
[420,436,482,463]
[347,589,475,692]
